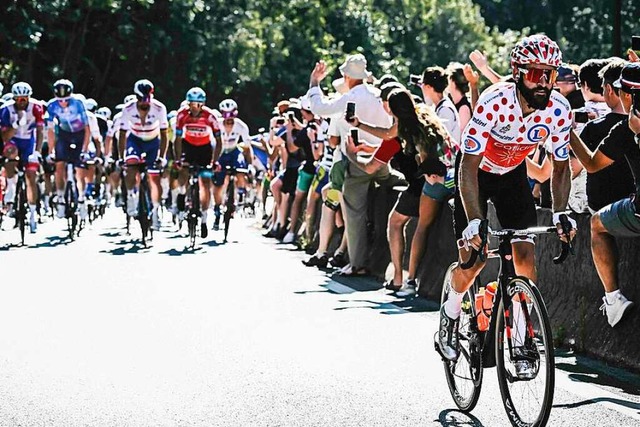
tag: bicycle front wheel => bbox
[440,262,483,412]
[16,178,28,245]
[223,178,235,242]
[495,277,554,427]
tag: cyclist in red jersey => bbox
[174,87,223,238]
[436,35,577,379]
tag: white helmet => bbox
[219,99,238,118]
[96,106,112,120]
[124,94,137,104]
[85,98,98,112]
[11,82,33,97]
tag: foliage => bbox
[6,0,632,129]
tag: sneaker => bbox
[302,254,328,268]
[201,221,208,239]
[436,306,459,361]
[127,193,139,217]
[329,252,348,268]
[599,293,634,327]
[513,348,537,380]
[396,279,418,297]
[29,215,37,233]
[151,209,160,230]
[78,200,88,220]
[56,202,65,219]
[282,231,296,244]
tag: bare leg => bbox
[408,195,441,279]
[388,210,410,285]
[591,213,619,293]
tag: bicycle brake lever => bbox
[559,214,575,255]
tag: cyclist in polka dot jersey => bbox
[437,35,577,378]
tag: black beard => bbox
[139,104,150,111]
[517,78,552,110]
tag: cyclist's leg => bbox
[2,143,18,208]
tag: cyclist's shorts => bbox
[4,137,38,172]
[452,158,536,240]
[394,190,420,217]
[296,169,315,193]
[311,165,330,195]
[182,141,212,168]
[125,134,160,171]
[214,148,246,186]
[599,197,640,237]
[55,129,85,167]
[329,158,346,191]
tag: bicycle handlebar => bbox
[460,215,574,270]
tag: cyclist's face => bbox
[189,102,203,115]
[137,100,150,111]
[14,96,29,110]
[517,64,555,110]
[224,118,235,126]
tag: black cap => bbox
[613,63,640,91]
[380,82,405,102]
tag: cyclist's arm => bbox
[550,156,571,213]
[174,135,183,160]
[82,124,91,152]
[569,129,614,173]
[159,128,168,158]
[118,130,127,160]
[48,126,56,156]
[459,152,484,221]
[212,134,222,163]
[35,126,44,153]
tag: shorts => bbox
[453,158,536,239]
[296,169,315,192]
[182,142,213,168]
[329,158,346,191]
[599,197,640,237]
[394,190,420,217]
[125,134,160,171]
[3,137,38,172]
[214,148,247,186]
[422,175,454,202]
[279,167,299,195]
[310,166,330,196]
[55,129,85,167]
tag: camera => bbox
[632,35,640,52]
[287,112,295,122]
[574,110,589,124]
[276,117,285,126]
[345,102,356,121]
[350,128,361,146]
[409,74,422,86]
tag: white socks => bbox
[606,290,621,305]
[5,176,17,202]
[445,287,465,319]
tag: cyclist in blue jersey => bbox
[46,79,91,218]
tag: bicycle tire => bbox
[223,177,235,242]
[440,262,483,412]
[138,176,150,246]
[495,277,555,427]
[65,180,77,240]
[189,178,201,248]
[16,176,27,245]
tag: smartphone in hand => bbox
[345,102,356,121]
[350,128,361,146]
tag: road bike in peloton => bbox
[222,165,248,243]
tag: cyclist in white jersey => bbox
[436,35,577,379]
[0,82,45,232]
[118,80,169,230]
[105,95,135,207]
[212,99,254,230]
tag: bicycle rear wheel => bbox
[495,277,554,427]
[440,262,483,412]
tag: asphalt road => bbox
[0,209,639,426]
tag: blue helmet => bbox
[186,87,206,103]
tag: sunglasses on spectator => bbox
[518,67,558,84]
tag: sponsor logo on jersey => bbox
[498,124,511,133]
[463,136,482,154]
[527,124,550,143]
[554,142,570,159]
[471,117,488,127]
